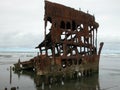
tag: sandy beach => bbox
[0,50,120,90]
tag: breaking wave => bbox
[0,55,12,58]
[0,52,37,65]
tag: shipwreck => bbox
[14,1,104,78]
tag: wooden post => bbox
[10,66,12,84]
[11,87,16,90]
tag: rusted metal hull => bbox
[14,1,104,78]
[35,1,104,76]
[35,51,103,76]
[14,60,34,71]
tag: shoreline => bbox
[0,52,120,90]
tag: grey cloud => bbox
[0,0,120,51]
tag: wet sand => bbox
[0,52,120,90]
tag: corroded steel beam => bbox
[14,1,104,77]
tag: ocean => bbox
[0,42,120,90]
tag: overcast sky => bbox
[0,0,120,51]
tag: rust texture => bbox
[35,1,103,75]
[14,1,104,77]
